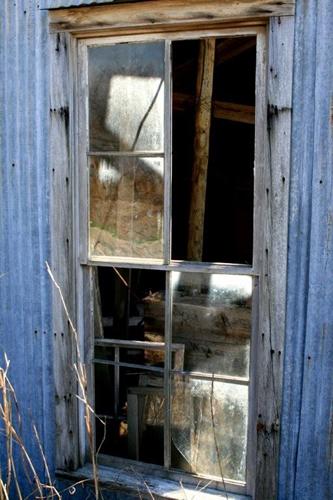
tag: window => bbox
[48,3,293,498]
[77,29,261,497]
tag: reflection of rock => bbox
[143,295,251,377]
[90,227,163,258]
[90,156,163,258]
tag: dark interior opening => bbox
[172,37,256,264]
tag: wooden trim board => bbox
[49,0,295,34]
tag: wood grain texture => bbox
[50,32,79,470]
[174,92,255,124]
[254,17,294,500]
[49,0,295,33]
[187,39,215,261]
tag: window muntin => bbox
[80,29,262,495]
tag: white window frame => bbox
[49,4,294,498]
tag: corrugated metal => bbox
[0,0,54,492]
[278,0,333,498]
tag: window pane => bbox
[88,43,165,152]
[171,272,252,377]
[90,156,164,259]
[171,375,248,482]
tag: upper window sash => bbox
[77,27,265,271]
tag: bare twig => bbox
[210,377,228,499]
[45,261,100,500]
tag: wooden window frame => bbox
[49,2,294,499]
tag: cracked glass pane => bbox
[88,42,165,152]
[171,375,248,481]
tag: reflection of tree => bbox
[130,78,164,151]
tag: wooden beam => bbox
[187,39,216,262]
[173,37,257,82]
[49,0,295,33]
[214,100,255,124]
[215,36,256,65]
[173,92,255,124]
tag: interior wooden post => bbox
[187,38,216,261]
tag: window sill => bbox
[56,464,251,500]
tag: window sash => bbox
[78,27,265,271]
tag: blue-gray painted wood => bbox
[0,0,55,495]
[278,0,333,498]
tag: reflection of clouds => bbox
[210,274,252,298]
[172,272,252,300]
[144,158,163,177]
[105,75,164,150]
[98,159,121,184]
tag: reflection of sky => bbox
[105,75,164,150]
[172,272,252,300]
[210,274,252,298]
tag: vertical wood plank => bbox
[50,31,79,470]
[255,16,294,500]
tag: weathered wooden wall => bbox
[278,0,333,498]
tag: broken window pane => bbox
[95,365,164,465]
[94,267,166,342]
[171,375,248,481]
[94,267,166,464]
[88,42,165,152]
[89,156,164,259]
[171,37,255,264]
[171,272,252,378]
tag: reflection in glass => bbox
[89,156,164,259]
[171,375,248,481]
[88,43,165,152]
[171,273,252,377]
